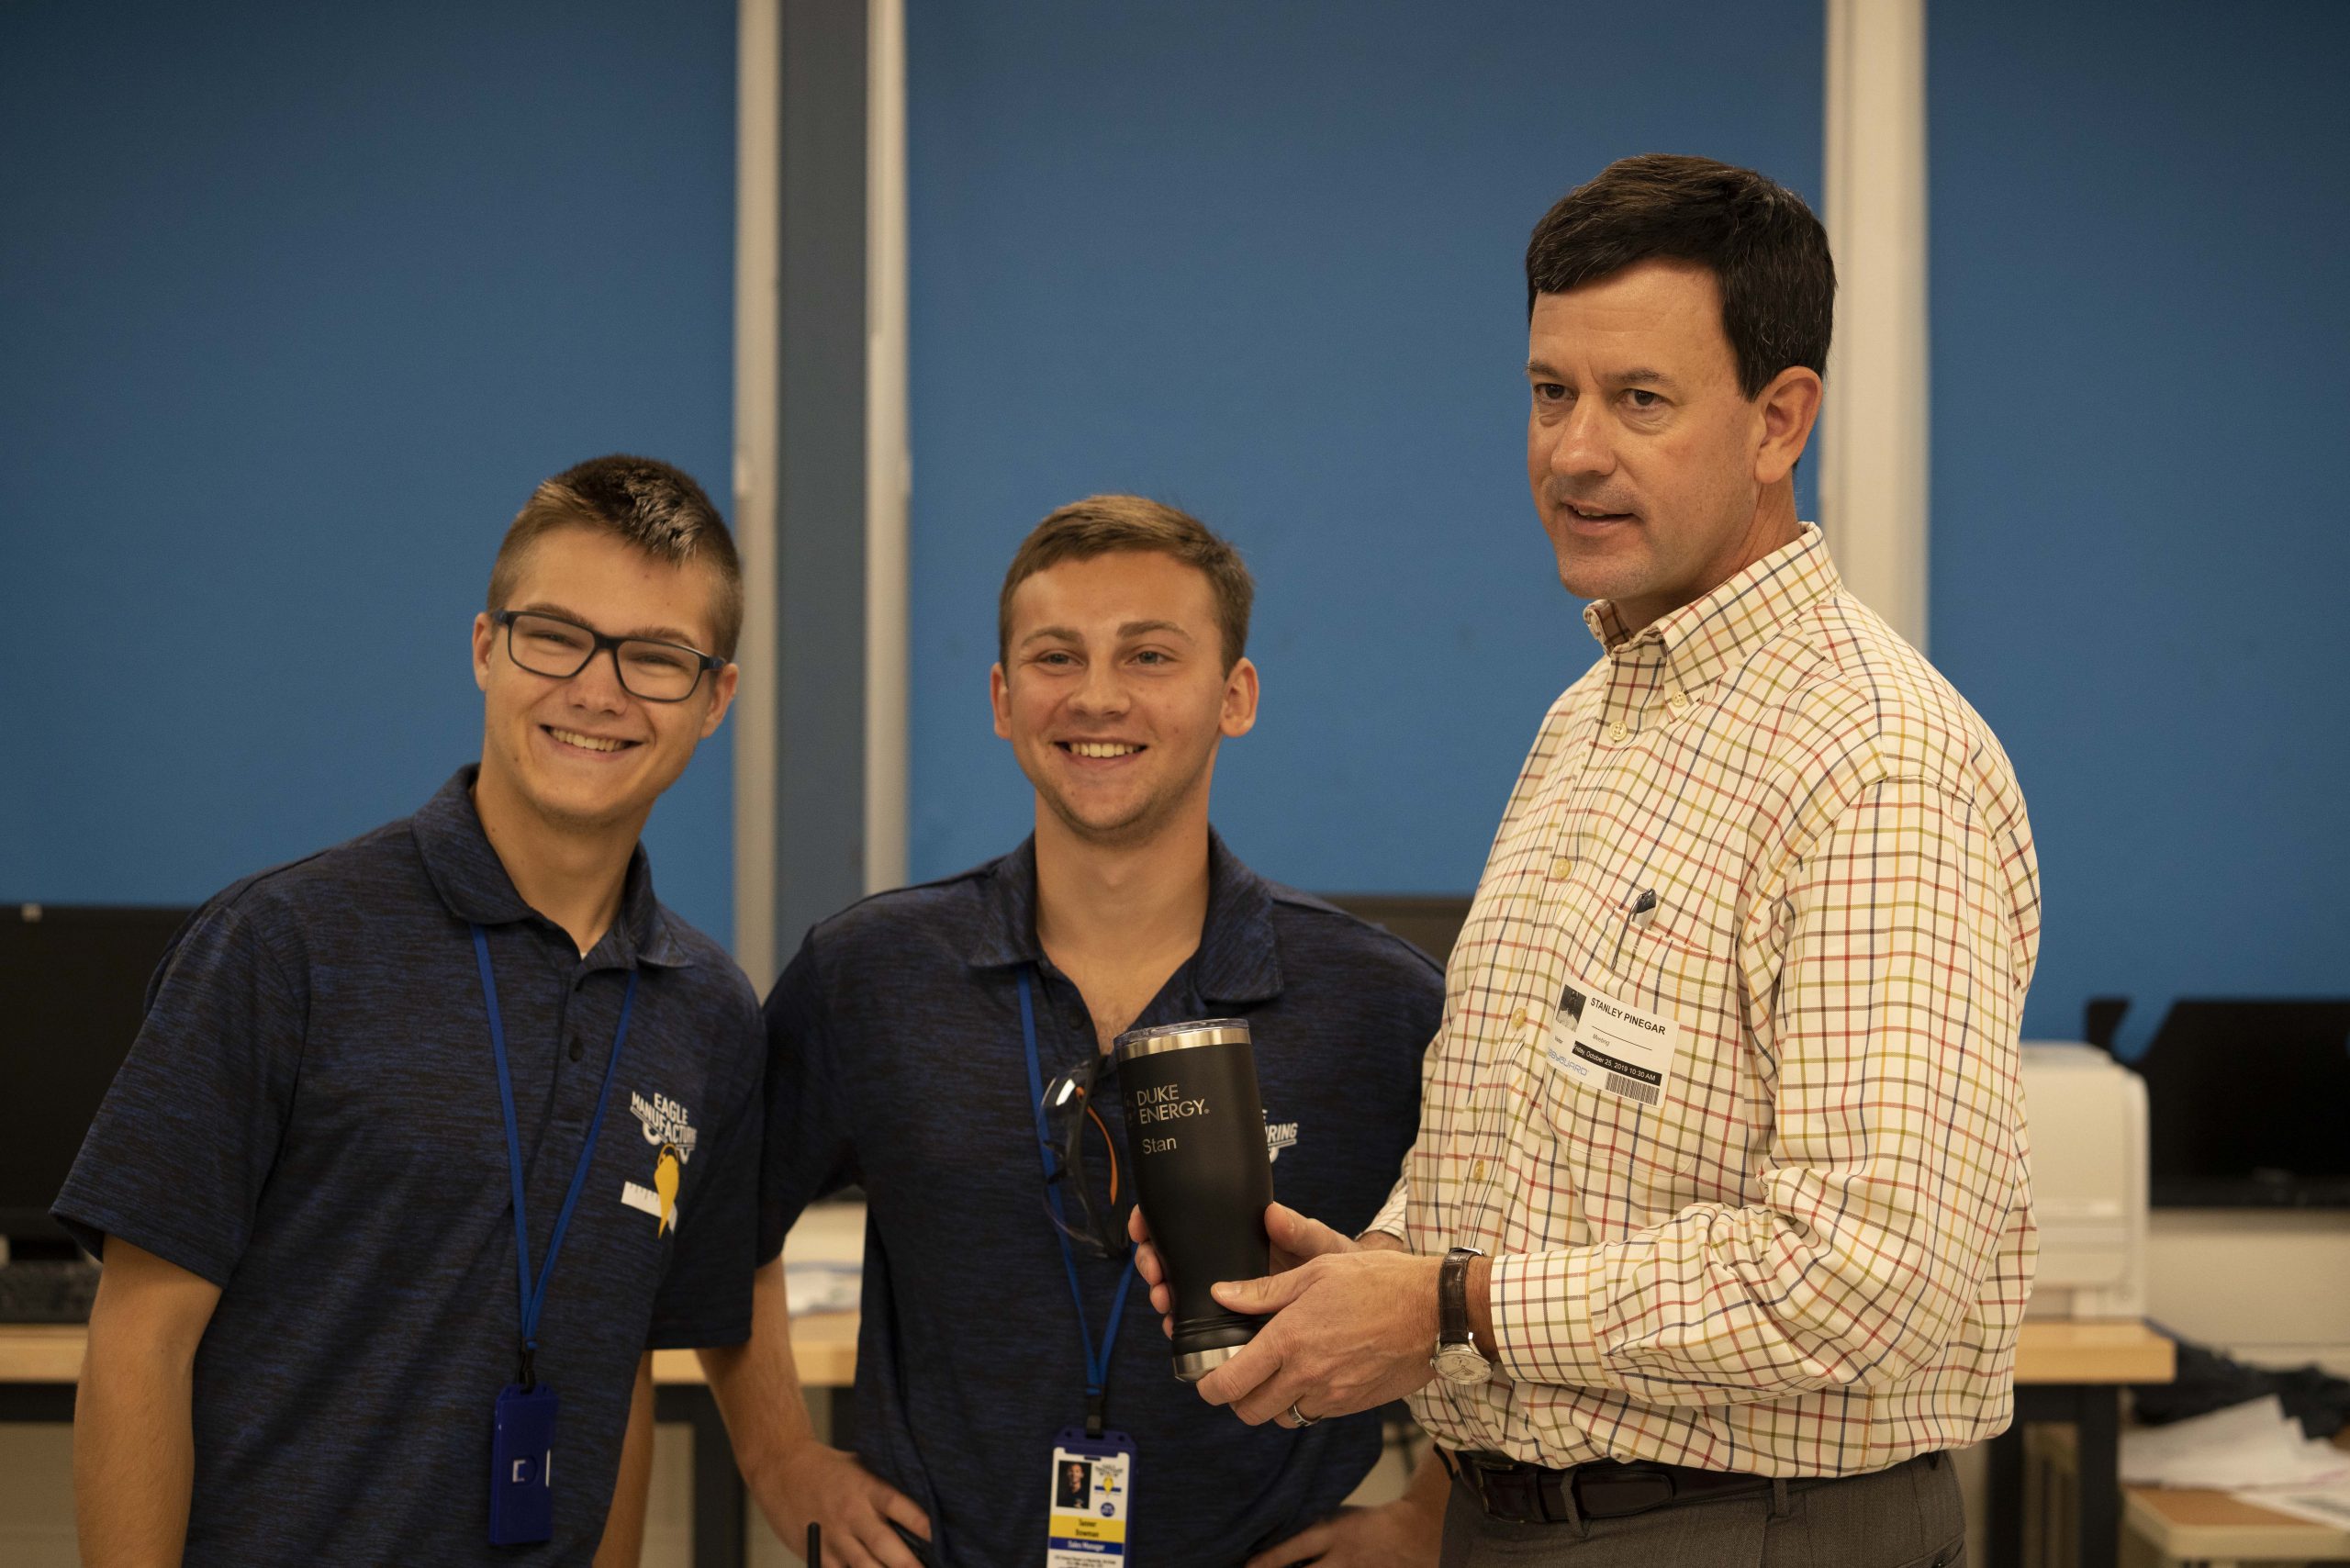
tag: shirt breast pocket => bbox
[1527,921,1739,1226]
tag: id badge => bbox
[489,1383,559,1546]
[1542,975,1681,1109]
[1045,1427,1136,1566]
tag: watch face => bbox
[1434,1343,1490,1384]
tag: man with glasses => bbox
[58,455,766,1566]
[699,497,1449,1566]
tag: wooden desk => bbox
[1996,1318,2178,1568]
[2124,1482,2350,1565]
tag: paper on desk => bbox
[2229,1478,2350,1533]
[2121,1395,2350,1490]
[784,1259,861,1316]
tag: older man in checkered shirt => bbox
[1135,154,2038,1565]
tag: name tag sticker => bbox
[1046,1428,1136,1567]
[1541,977,1680,1109]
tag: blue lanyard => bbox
[472,923,637,1386]
[1019,968,1135,1437]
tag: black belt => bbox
[1441,1449,1789,1525]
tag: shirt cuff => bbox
[1487,1244,1611,1390]
[1364,1174,1410,1243]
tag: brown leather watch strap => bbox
[1439,1246,1483,1345]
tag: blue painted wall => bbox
[1928,0,2350,1042]
[1,2,739,946]
[904,1,1825,890]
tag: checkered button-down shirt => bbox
[1377,523,2041,1476]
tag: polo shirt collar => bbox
[1581,521,1842,696]
[967,831,1284,1004]
[412,766,694,969]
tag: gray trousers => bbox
[1439,1451,1965,1568]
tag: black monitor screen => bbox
[2132,998,2350,1206]
[1,904,192,1248]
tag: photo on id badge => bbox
[1046,1431,1134,1567]
[1544,977,1679,1109]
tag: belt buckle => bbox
[1450,1451,1539,1523]
[1459,1451,1516,1518]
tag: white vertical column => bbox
[732,0,781,977]
[864,0,911,895]
[1822,0,1930,649]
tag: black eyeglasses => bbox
[1040,1050,1131,1260]
[493,610,723,703]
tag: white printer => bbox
[2018,1041,2149,1318]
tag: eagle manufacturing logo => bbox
[1263,1113,1299,1164]
[621,1092,700,1234]
[629,1091,699,1163]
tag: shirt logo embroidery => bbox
[1264,1114,1299,1163]
[629,1090,699,1163]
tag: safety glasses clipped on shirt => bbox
[1039,1049,1132,1260]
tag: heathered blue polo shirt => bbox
[761,833,1442,1568]
[55,767,764,1567]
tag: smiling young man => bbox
[57,455,766,1567]
[698,497,1449,1568]
[1141,156,2042,1565]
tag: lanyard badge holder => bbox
[474,924,637,1548]
[1020,971,1139,1567]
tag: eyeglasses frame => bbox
[491,608,725,704]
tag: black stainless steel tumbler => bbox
[1114,1017,1274,1383]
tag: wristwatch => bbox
[1430,1246,1491,1384]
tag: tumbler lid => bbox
[1113,1017,1251,1064]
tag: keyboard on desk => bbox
[0,1260,101,1322]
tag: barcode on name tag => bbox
[1605,1071,1659,1105]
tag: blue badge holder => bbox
[489,1383,559,1545]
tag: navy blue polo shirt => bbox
[760,833,1441,1568]
[55,767,764,1567]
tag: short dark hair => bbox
[1525,153,1834,399]
[997,496,1254,672]
[487,454,744,661]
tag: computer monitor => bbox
[0,903,192,1251]
[2130,998,2350,1207]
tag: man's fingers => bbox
[1210,1268,1308,1316]
[1193,1336,1280,1408]
[1237,1376,1315,1428]
[878,1487,932,1542]
[1245,1518,1332,1568]
[1265,1202,1352,1260]
[832,1500,923,1568]
[860,1523,925,1568]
